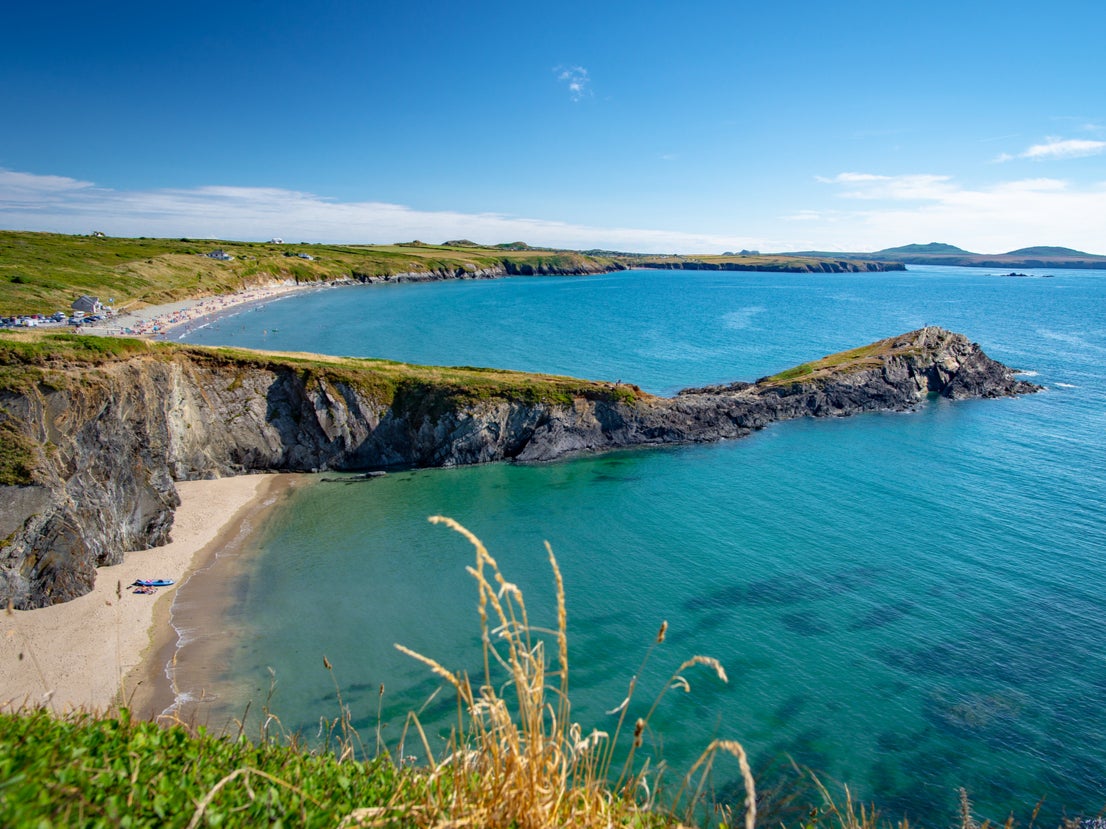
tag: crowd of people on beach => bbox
[4,281,312,339]
[90,282,308,338]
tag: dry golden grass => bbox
[345,516,755,829]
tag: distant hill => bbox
[789,242,1106,269]
[1004,246,1089,257]
[874,243,971,255]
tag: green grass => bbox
[181,342,647,413]
[759,339,919,387]
[0,420,39,486]
[0,708,405,828]
[625,252,894,272]
[0,231,899,317]
[0,231,623,316]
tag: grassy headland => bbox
[0,232,622,316]
[758,338,912,386]
[0,330,646,486]
[1,231,900,316]
[0,330,644,406]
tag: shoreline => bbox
[79,280,325,339]
[0,474,288,715]
[135,473,304,724]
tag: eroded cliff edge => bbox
[0,327,1039,608]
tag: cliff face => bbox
[346,258,624,284]
[633,259,905,273]
[0,328,1038,608]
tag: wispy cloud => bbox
[0,169,764,254]
[816,170,1106,253]
[815,173,955,200]
[6,167,1105,257]
[995,136,1106,162]
[555,65,591,102]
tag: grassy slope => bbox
[759,338,904,386]
[0,232,622,316]
[0,231,900,316]
[0,708,405,828]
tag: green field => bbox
[0,232,624,316]
[0,231,895,317]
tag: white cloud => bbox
[5,167,1105,256]
[995,136,1106,162]
[555,65,591,102]
[0,170,97,204]
[0,169,764,254]
[817,173,954,201]
[817,170,1106,253]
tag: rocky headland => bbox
[0,327,1039,609]
[628,259,904,273]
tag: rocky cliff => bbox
[633,259,905,273]
[0,328,1038,608]
[346,258,625,284]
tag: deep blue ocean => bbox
[175,267,1106,823]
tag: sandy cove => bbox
[0,474,295,716]
[78,279,321,339]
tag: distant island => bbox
[788,242,1106,269]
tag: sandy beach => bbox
[78,279,325,339]
[0,474,291,716]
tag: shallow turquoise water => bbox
[178,267,1106,821]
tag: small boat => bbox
[132,579,175,587]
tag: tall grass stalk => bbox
[387,515,753,828]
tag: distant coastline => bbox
[0,230,908,320]
[786,242,1106,269]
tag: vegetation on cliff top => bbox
[1,231,903,316]
[758,333,927,387]
[0,231,623,316]
[0,331,644,406]
[0,331,647,484]
[0,328,958,485]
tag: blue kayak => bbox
[133,579,175,587]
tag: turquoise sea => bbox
[175,267,1106,822]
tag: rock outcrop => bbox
[0,327,1039,608]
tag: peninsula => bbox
[1,327,1038,609]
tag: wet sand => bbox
[134,474,305,725]
[0,474,293,715]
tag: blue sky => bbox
[3,0,1105,253]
